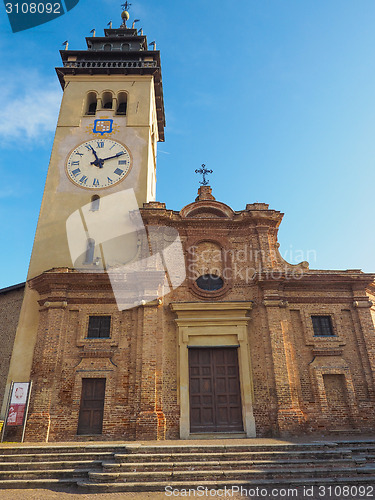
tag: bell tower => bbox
[2,7,165,419]
[28,7,165,279]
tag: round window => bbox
[196,274,224,291]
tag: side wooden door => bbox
[77,378,106,435]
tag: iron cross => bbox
[195,164,213,186]
[121,2,131,11]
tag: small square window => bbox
[87,316,111,338]
[311,315,335,337]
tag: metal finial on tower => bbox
[138,28,143,35]
[90,28,96,37]
[132,19,140,28]
[120,4,130,27]
[107,20,112,29]
[62,40,68,50]
[195,164,213,186]
[149,41,156,50]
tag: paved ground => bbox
[0,488,209,500]
[0,486,254,499]
[0,486,363,500]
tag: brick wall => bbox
[0,284,25,413]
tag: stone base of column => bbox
[24,412,51,442]
[156,410,166,440]
[136,411,163,440]
[277,408,307,435]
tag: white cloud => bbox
[0,71,61,143]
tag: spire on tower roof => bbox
[120,2,131,28]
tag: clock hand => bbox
[90,151,125,164]
[89,146,104,168]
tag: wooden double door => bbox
[189,347,243,433]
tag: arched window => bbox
[84,238,95,264]
[86,92,97,115]
[116,92,127,115]
[102,92,113,109]
[90,195,100,211]
[196,274,224,291]
[103,43,112,51]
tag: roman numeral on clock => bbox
[114,168,124,176]
[92,178,100,187]
[71,168,81,177]
[71,161,80,166]
[79,175,88,185]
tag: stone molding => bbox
[170,301,255,439]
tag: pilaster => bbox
[135,294,165,440]
[263,292,306,434]
[25,299,68,442]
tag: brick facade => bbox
[0,284,24,414]
[22,187,375,441]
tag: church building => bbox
[2,8,375,442]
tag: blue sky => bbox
[0,0,375,289]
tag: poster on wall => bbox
[6,382,30,426]
[1,381,32,443]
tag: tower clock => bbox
[65,139,132,189]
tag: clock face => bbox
[66,139,132,189]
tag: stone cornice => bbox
[170,301,253,312]
[170,301,253,327]
[29,268,113,295]
[256,270,375,288]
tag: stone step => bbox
[114,449,353,463]
[121,442,375,455]
[122,443,343,454]
[0,460,102,471]
[0,468,94,481]
[1,440,373,458]
[0,452,114,463]
[0,444,126,456]
[0,478,76,489]
[88,465,375,483]
[104,457,360,472]
[78,475,375,492]
[0,439,374,492]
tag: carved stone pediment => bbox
[180,201,234,219]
